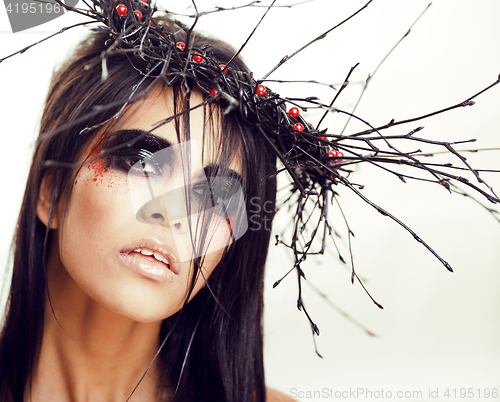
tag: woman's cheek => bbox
[67,162,133,238]
[84,158,123,189]
[199,217,232,268]
[171,212,231,263]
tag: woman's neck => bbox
[30,255,166,402]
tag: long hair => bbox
[0,18,277,402]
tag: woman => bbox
[0,10,295,401]
[3,1,500,400]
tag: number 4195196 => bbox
[444,388,498,399]
[5,2,62,14]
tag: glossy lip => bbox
[118,238,180,282]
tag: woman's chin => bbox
[72,274,188,324]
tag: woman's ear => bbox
[36,176,59,229]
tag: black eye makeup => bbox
[190,166,243,219]
[193,167,242,206]
[107,130,245,223]
[98,129,243,198]
[101,130,173,178]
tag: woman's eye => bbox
[192,183,211,202]
[113,154,163,177]
[136,159,161,176]
[191,177,240,206]
[212,177,240,203]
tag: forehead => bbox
[118,88,204,143]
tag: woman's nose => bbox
[136,192,188,234]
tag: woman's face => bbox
[48,89,244,323]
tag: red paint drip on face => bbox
[91,159,109,181]
[90,141,104,158]
[87,142,111,185]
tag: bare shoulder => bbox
[266,387,297,402]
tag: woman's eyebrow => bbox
[106,129,173,152]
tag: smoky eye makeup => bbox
[102,129,173,176]
[189,166,244,218]
[203,165,242,184]
[200,165,243,204]
[98,130,244,190]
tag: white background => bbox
[1,1,500,401]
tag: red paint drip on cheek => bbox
[90,159,109,181]
[107,173,120,188]
[86,143,112,186]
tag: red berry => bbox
[293,123,304,132]
[256,85,268,96]
[219,64,227,74]
[116,4,127,15]
[319,136,328,141]
[193,52,204,63]
[176,42,186,51]
[288,107,300,118]
[328,149,344,160]
[134,10,142,20]
[210,89,218,97]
